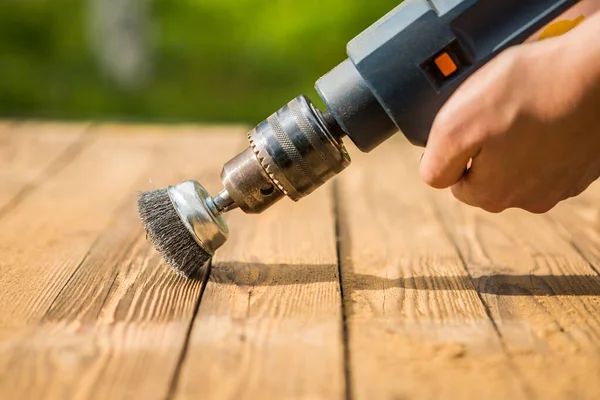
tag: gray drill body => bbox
[158,0,581,269]
[318,0,579,151]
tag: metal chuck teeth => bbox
[247,95,350,202]
[221,95,350,215]
[220,144,286,215]
[247,128,289,196]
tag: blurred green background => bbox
[0,0,399,124]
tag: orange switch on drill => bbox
[434,52,457,77]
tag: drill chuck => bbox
[218,95,350,214]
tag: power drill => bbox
[138,0,582,277]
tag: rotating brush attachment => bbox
[137,181,229,278]
[138,95,352,278]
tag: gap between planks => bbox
[172,182,346,399]
[336,136,600,399]
[165,260,212,400]
[333,180,353,400]
[335,138,526,400]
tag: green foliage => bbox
[0,0,400,123]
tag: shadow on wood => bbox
[208,262,600,296]
[208,261,338,287]
[352,273,600,296]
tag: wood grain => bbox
[336,138,525,400]
[547,181,600,275]
[43,126,246,325]
[0,322,190,399]
[0,124,164,325]
[0,122,88,214]
[0,125,248,399]
[174,184,345,399]
[1,122,600,399]
[422,156,600,396]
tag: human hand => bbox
[420,12,600,213]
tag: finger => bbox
[420,109,482,189]
[450,179,477,208]
[420,46,518,190]
[452,175,510,213]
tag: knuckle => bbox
[567,180,591,199]
[518,188,561,214]
[431,108,460,141]
[451,184,471,205]
[480,201,508,214]
[432,110,480,157]
[522,202,556,214]
[477,192,514,214]
[497,46,524,73]
[433,105,454,127]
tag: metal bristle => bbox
[137,188,211,278]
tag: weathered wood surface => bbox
[0,123,599,399]
[337,139,526,399]
[175,182,345,400]
[0,122,88,217]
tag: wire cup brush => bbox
[137,96,353,277]
[138,181,229,277]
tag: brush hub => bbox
[167,181,228,255]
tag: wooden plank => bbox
[0,322,191,399]
[547,181,600,274]
[0,122,88,214]
[2,121,598,399]
[336,138,525,399]
[174,186,345,397]
[43,126,246,325]
[0,125,248,400]
[423,150,600,396]
[0,124,164,325]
